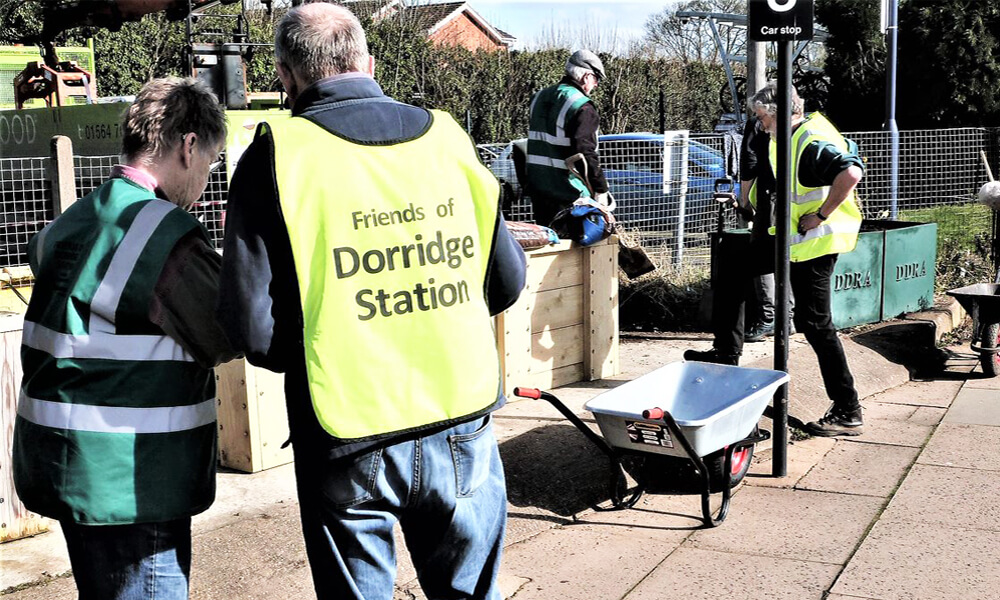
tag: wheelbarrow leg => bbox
[513,387,644,510]
[646,410,769,528]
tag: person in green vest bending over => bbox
[13,77,238,600]
[217,4,526,599]
[524,49,610,226]
[690,81,866,437]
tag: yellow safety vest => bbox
[265,111,502,441]
[768,112,862,262]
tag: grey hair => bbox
[121,77,226,165]
[565,64,591,85]
[274,3,370,85]
[747,80,804,117]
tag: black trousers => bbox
[712,233,777,357]
[713,245,859,410]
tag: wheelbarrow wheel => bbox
[705,434,756,493]
[980,322,1000,377]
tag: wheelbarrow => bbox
[514,361,789,527]
[946,283,1000,376]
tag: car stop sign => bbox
[748,0,814,41]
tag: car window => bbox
[600,140,663,174]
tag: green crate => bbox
[882,221,937,318]
[831,228,884,330]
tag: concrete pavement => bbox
[3,299,998,599]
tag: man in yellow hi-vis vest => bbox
[757,82,864,437]
[690,81,865,438]
[216,4,526,599]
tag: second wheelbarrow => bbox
[946,283,1000,376]
[515,361,789,527]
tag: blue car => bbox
[485,133,738,232]
[599,133,739,233]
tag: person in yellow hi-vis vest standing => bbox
[751,81,865,437]
[216,4,526,599]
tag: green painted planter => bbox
[881,221,938,318]
[830,227,884,329]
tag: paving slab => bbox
[572,484,722,533]
[496,522,682,600]
[960,371,1000,390]
[942,387,1000,426]
[917,422,1000,470]
[796,441,919,498]
[880,463,1000,531]
[685,486,883,564]
[745,437,837,489]
[862,379,962,409]
[907,406,948,427]
[623,547,842,600]
[852,405,934,447]
[833,520,1000,600]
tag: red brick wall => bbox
[430,13,504,52]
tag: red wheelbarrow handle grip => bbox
[513,387,542,399]
[643,407,665,420]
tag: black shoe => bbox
[805,405,863,437]
[745,320,775,342]
[683,348,739,366]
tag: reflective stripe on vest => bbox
[768,112,862,262]
[266,111,502,441]
[14,179,216,525]
[18,392,216,434]
[525,83,593,199]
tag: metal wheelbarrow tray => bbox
[946,283,1000,376]
[515,361,789,527]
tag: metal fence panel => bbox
[0,126,994,273]
[480,127,997,271]
[0,157,51,267]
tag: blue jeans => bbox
[61,518,192,600]
[294,415,507,600]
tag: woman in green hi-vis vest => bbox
[13,77,239,600]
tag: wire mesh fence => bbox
[0,154,231,270]
[0,157,52,267]
[0,126,995,273]
[479,126,999,271]
[848,128,994,253]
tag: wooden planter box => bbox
[496,236,620,394]
[216,359,293,473]
[1,312,49,543]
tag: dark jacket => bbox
[217,73,526,458]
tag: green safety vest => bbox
[13,178,217,525]
[265,111,502,441]
[525,83,594,200]
[767,112,862,262]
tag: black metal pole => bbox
[658,89,665,134]
[772,40,793,477]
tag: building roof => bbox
[344,0,516,48]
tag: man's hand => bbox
[797,212,825,235]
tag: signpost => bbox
[748,0,813,478]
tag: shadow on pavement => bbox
[850,320,955,379]
[499,423,706,516]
